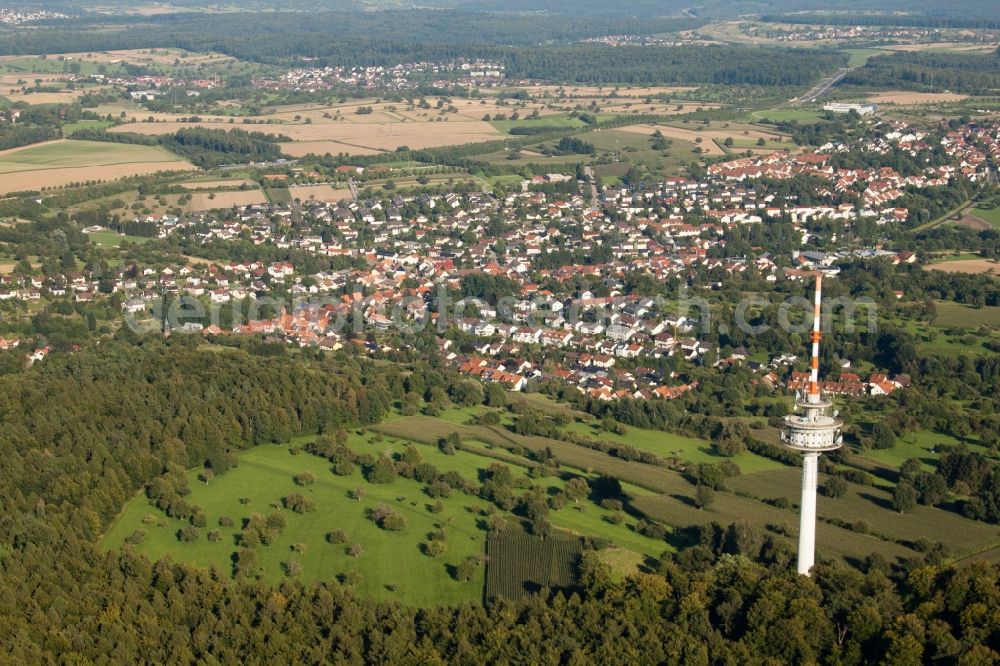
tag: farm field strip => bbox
[0,140,194,194]
[728,468,999,558]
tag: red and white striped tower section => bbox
[781,273,843,576]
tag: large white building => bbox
[823,102,878,116]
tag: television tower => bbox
[781,273,843,576]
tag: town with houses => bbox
[3,116,996,403]
[82,59,510,98]
[0,7,69,26]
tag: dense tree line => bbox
[504,45,846,86]
[843,51,1000,94]
[71,127,289,168]
[0,123,58,151]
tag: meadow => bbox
[102,423,674,606]
[84,230,153,248]
[101,385,1000,603]
[102,441,489,607]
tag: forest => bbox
[843,51,1000,94]
[0,13,845,86]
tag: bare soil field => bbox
[0,163,191,195]
[185,191,267,211]
[866,91,969,105]
[4,91,83,105]
[288,184,354,203]
[0,73,68,88]
[179,179,257,190]
[955,214,993,231]
[14,48,237,67]
[928,258,1000,276]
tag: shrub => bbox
[177,526,200,542]
[823,477,848,499]
[283,493,316,513]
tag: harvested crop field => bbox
[866,91,969,105]
[111,119,502,153]
[616,122,789,156]
[927,258,1000,276]
[4,91,83,105]
[288,184,353,203]
[185,191,267,211]
[179,179,256,190]
[0,140,193,195]
[615,124,726,155]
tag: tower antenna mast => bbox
[781,273,843,575]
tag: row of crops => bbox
[485,524,584,602]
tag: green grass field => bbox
[84,230,154,247]
[842,48,888,67]
[102,423,674,606]
[490,115,587,134]
[102,442,489,606]
[932,301,1000,329]
[0,140,183,174]
[63,119,114,136]
[855,429,964,472]
[969,205,1000,230]
[264,187,291,203]
[561,419,783,473]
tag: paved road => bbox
[794,68,849,105]
[583,165,599,210]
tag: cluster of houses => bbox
[0,8,67,24]
[759,25,938,43]
[8,117,991,399]
[252,59,506,93]
[0,336,55,367]
[706,119,994,219]
[787,370,912,397]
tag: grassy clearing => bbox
[490,115,587,134]
[63,119,113,136]
[932,300,1000,329]
[103,423,675,606]
[969,205,1000,230]
[842,48,888,67]
[854,430,965,472]
[84,230,153,247]
[102,442,488,607]
[562,419,783,473]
